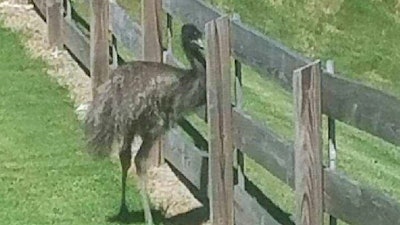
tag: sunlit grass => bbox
[0,24,150,225]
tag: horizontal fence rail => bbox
[162,0,400,148]
[59,0,400,149]
[29,0,400,225]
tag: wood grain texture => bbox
[162,0,308,90]
[206,17,234,225]
[234,186,281,225]
[141,0,164,166]
[32,0,47,18]
[163,117,400,225]
[89,0,109,96]
[141,0,163,62]
[46,0,63,48]
[232,109,295,187]
[163,128,208,197]
[62,18,90,70]
[321,72,400,147]
[163,0,400,148]
[324,169,400,225]
[109,1,142,57]
[83,0,400,148]
[293,61,323,225]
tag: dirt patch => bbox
[0,1,208,224]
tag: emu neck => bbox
[170,46,206,119]
[183,45,205,73]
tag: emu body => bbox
[84,24,205,224]
[86,61,205,156]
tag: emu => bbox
[84,24,206,224]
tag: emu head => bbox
[181,24,205,68]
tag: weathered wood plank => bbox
[69,0,90,34]
[324,169,400,225]
[163,128,208,195]
[32,0,47,18]
[46,0,63,48]
[234,186,282,225]
[109,1,142,57]
[141,0,164,166]
[37,0,209,169]
[62,18,90,70]
[89,0,109,96]
[321,72,400,147]
[164,132,293,225]
[141,0,163,61]
[206,17,234,225]
[163,109,400,225]
[91,0,400,149]
[293,61,323,225]
[163,0,400,147]
[164,122,400,225]
[232,109,295,188]
[233,108,400,225]
[162,0,309,90]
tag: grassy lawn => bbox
[0,25,152,224]
[71,0,400,222]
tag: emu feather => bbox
[84,24,206,224]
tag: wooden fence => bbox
[30,0,400,224]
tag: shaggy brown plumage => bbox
[84,24,205,224]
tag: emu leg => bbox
[139,173,153,225]
[134,137,155,225]
[117,135,133,218]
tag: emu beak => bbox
[192,38,204,50]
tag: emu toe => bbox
[107,204,131,223]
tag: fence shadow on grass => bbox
[106,206,209,225]
[107,209,164,225]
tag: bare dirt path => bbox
[0,1,208,224]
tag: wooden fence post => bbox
[141,0,164,166]
[90,0,109,97]
[293,60,323,225]
[46,0,63,48]
[141,0,163,61]
[206,17,234,225]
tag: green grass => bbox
[0,25,153,224]
[209,0,400,96]
[71,0,400,222]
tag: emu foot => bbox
[107,204,132,223]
